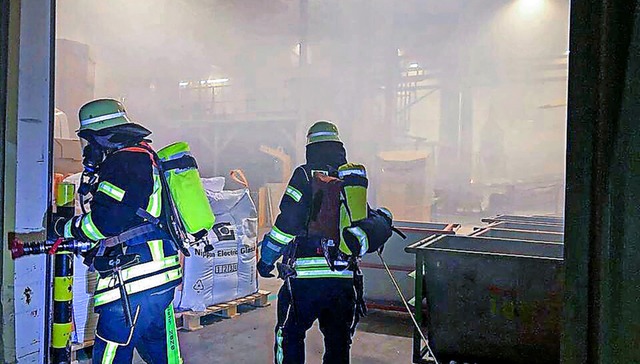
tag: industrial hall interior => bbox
[1,0,638,363]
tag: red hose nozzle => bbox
[8,232,25,260]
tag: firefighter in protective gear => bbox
[258,120,393,364]
[50,99,183,364]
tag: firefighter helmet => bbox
[306,120,341,145]
[78,98,131,132]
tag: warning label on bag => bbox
[193,279,204,293]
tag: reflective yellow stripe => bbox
[96,256,180,291]
[338,168,367,178]
[166,305,182,363]
[53,277,73,301]
[94,267,182,306]
[269,226,295,245]
[146,170,162,218]
[81,212,106,240]
[285,186,302,202]
[294,257,351,277]
[276,328,284,364]
[51,322,72,349]
[63,219,73,239]
[295,257,330,268]
[295,269,353,279]
[148,240,164,261]
[102,341,118,364]
[97,181,126,202]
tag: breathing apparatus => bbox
[78,142,104,212]
[75,122,217,257]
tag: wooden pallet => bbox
[70,339,95,364]
[68,290,271,359]
[175,290,271,331]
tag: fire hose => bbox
[379,227,440,364]
[9,234,91,364]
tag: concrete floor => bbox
[79,276,414,363]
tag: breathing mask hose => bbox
[78,143,104,214]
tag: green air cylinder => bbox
[338,163,368,255]
[157,142,215,239]
[339,163,368,222]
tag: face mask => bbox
[81,142,105,174]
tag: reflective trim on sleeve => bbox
[94,267,182,306]
[81,212,106,241]
[97,181,126,202]
[285,186,303,203]
[146,169,162,218]
[347,226,369,257]
[269,226,295,245]
[63,219,74,239]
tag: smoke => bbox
[56,0,569,221]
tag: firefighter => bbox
[49,99,182,364]
[257,120,393,364]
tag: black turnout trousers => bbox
[274,278,356,364]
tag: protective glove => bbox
[257,260,275,278]
[81,244,99,268]
[258,234,283,278]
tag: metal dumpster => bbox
[361,221,459,310]
[488,221,564,233]
[406,235,564,364]
[471,227,564,243]
[482,214,564,226]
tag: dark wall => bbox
[563,0,640,362]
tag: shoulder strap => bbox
[298,165,311,183]
[115,142,159,167]
[114,142,190,255]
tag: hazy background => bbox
[55,0,569,222]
